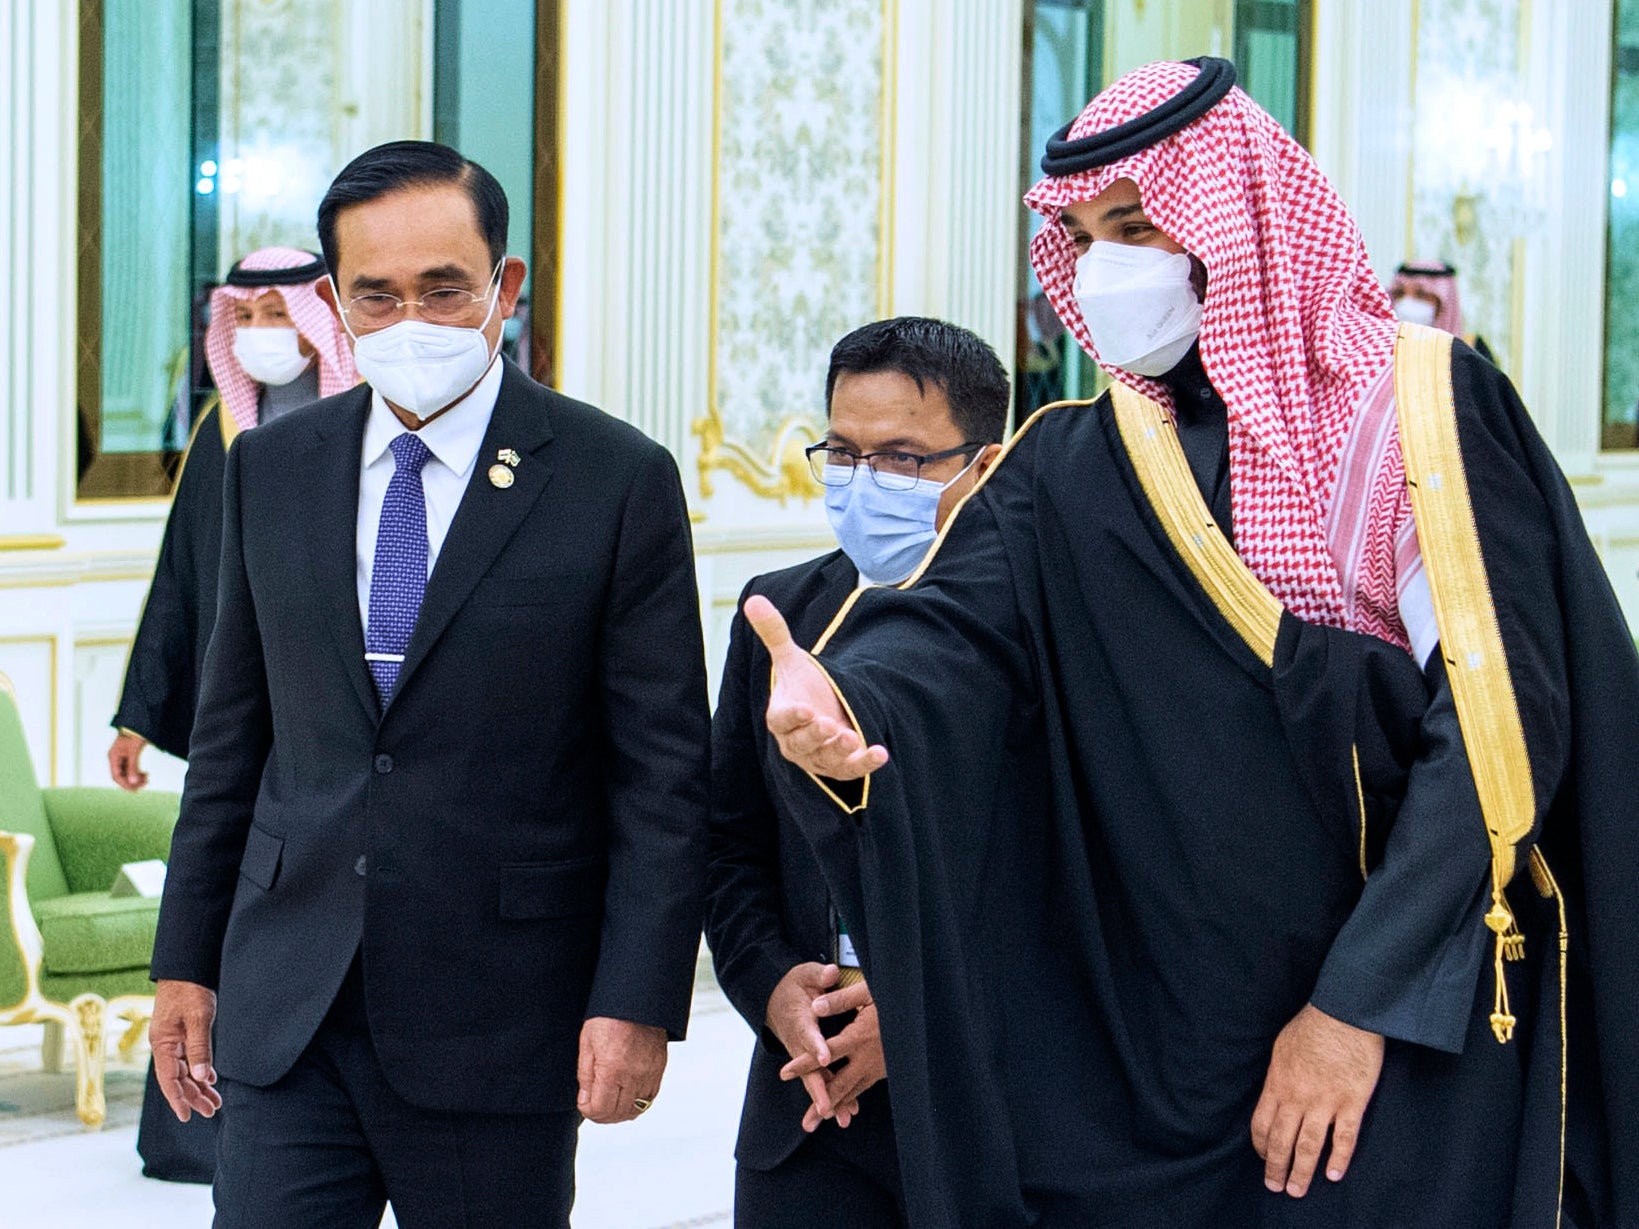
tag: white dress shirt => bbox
[356,358,504,631]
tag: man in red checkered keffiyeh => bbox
[1024,57,1414,650]
[1389,260,1498,366]
[204,247,358,433]
[112,248,358,786]
[746,57,1637,1229]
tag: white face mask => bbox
[232,327,311,386]
[339,264,503,421]
[1392,296,1437,326]
[1073,241,1203,377]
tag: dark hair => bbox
[825,317,1010,444]
[317,140,508,278]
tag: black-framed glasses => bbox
[805,442,985,491]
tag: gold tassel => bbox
[1486,897,1526,961]
[1489,937,1516,1043]
[1485,896,1520,1043]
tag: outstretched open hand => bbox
[744,595,889,781]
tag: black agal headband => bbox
[1040,57,1237,177]
[1396,261,1457,278]
[223,252,327,288]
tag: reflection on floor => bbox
[0,967,748,1228]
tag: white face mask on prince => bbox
[1073,241,1203,377]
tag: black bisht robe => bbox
[763,343,1639,1228]
[113,403,231,759]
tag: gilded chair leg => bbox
[116,1012,148,1064]
[40,1020,65,1073]
[108,996,156,1065]
[69,994,109,1130]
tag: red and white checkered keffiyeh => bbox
[204,247,357,433]
[1025,60,1413,648]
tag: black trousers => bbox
[213,957,578,1229]
[735,1104,905,1229]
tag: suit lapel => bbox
[300,386,379,723]
[391,362,555,703]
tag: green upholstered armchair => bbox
[0,673,180,1128]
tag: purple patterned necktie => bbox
[365,432,433,704]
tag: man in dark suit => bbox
[148,141,710,1228]
[706,318,1008,1228]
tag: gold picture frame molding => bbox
[72,0,566,498]
[533,0,566,389]
[74,0,187,504]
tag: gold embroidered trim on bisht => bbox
[777,656,876,816]
[166,394,228,499]
[1528,846,1570,1228]
[1352,744,1369,882]
[215,393,240,452]
[1109,383,1283,667]
[1394,321,1537,1043]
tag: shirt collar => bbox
[361,356,505,478]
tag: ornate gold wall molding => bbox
[693,0,899,505]
[693,412,825,504]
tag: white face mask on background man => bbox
[338,262,504,421]
[1392,295,1438,326]
[1073,241,1203,377]
[232,327,312,387]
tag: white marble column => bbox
[1307,0,1415,284]
[555,0,714,470]
[894,0,1026,366]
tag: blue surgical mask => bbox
[825,452,983,585]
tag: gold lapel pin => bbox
[488,463,515,489]
[498,448,520,467]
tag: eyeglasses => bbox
[337,263,502,329]
[804,442,985,491]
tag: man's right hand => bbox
[108,731,149,792]
[150,980,221,1122]
[766,962,842,1120]
[743,596,888,781]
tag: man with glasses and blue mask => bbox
[145,140,710,1228]
[706,317,1006,1229]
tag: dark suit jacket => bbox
[151,359,710,1116]
[705,551,894,1172]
